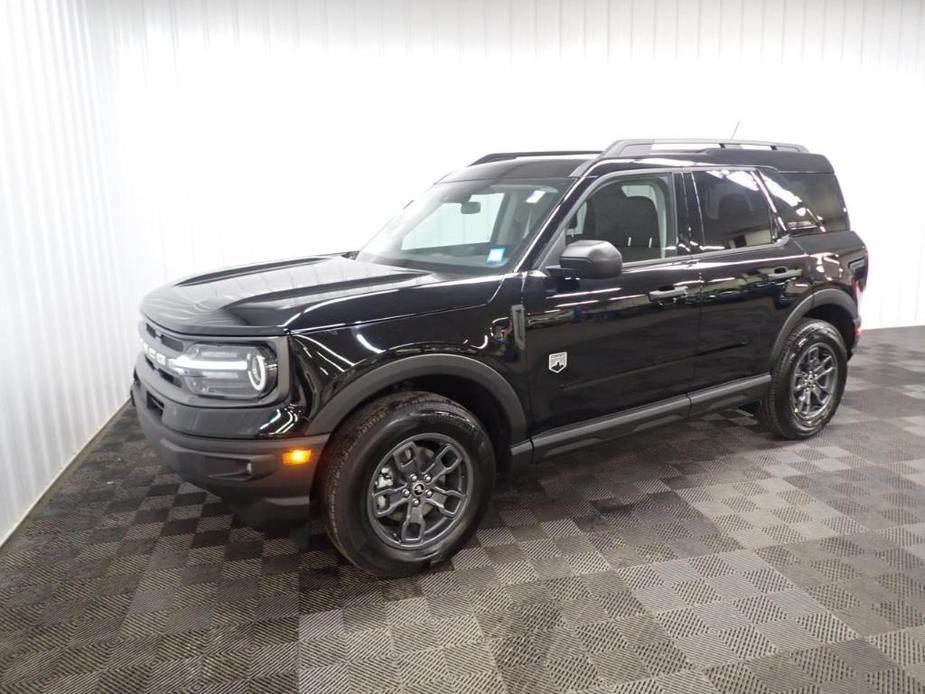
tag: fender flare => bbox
[770,287,858,364]
[305,353,528,442]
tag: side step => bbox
[530,374,771,461]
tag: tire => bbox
[758,318,848,439]
[320,391,495,577]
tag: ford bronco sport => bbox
[133,138,868,577]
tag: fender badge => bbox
[548,352,567,374]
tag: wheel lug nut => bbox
[424,475,431,482]
[409,474,417,482]
[412,499,420,506]
[425,490,433,497]
[402,489,410,497]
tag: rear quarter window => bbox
[778,173,850,232]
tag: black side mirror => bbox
[548,240,623,279]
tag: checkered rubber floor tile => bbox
[2,327,925,693]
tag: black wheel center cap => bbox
[411,482,426,496]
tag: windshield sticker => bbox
[526,190,547,204]
[486,247,505,264]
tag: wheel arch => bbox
[770,288,858,366]
[305,354,528,456]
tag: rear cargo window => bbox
[778,173,849,231]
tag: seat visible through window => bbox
[568,175,677,264]
[694,170,775,250]
[605,196,660,262]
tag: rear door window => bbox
[692,169,776,251]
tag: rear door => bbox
[685,168,813,390]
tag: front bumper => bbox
[132,380,328,526]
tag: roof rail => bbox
[602,138,808,158]
[470,150,600,166]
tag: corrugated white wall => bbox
[2,0,924,542]
[86,0,925,326]
[0,0,132,544]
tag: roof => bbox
[448,139,835,182]
[441,155,596,183]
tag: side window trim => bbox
[752,168,791,238]
[687,167,787,257]
[534,168,690,271]
[681,170,700,256]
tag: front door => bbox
[522,171,702,434]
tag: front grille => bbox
[144,355,181,387]
[140,322,190,398]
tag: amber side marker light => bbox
[282,449,313,466]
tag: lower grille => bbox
[146,391,165,418]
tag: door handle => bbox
[648,286,689,301]
[765,268,802,281]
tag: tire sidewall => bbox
[330,399,494,575]
[775,321,848,437]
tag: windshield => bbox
[357,178,571,273]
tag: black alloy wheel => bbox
[320,391,494,577]
[366,434,474,550]
[758,318,848,439]
[789,342,839,424]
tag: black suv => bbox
[133,138,868,577]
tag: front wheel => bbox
[320,391,495,577]
[758,318,848,439]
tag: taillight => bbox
[849,257,867,305]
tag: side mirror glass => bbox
[548,239,623,279]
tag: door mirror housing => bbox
[548,240,623,279]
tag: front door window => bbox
[566,174,678,263]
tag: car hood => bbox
[141,254,503,336]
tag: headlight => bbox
[169,343,278,400]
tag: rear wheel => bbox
[320,391,495,577]
[758,318,848,439]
